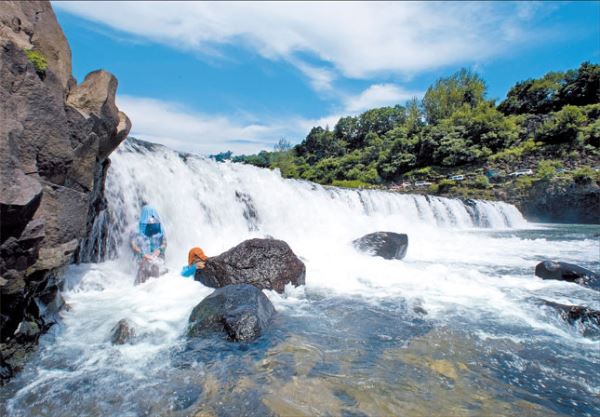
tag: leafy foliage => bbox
[499,62,600,115]
[422,68,487,124]
[235,63,599,189]
[24,49,48,74]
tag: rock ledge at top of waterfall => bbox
[195,238,306,293]
[353,232,409,260]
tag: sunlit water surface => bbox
[1,141,598,417]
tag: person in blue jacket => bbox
[130,204,167,284]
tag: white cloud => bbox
[292,59,336,92]
[343,84,422,113]
[117,95,277,154]
[117,80,425,155]
[117,95,343,155]
[54,1,553,82]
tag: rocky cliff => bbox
[517,180,600,224]
[0,1,131,383]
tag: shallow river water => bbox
[1,140,598,417]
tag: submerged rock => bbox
[542,300,600,337]
[187,284,275,342]
[195,238,305,293]
[110,319,136,345]
[535,261,599,290]
[353,232,408,260]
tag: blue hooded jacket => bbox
[131,205,166,258]
[139,205,163,234]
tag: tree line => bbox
[231,62,599,187]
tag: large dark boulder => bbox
[353,232,408,260]
[187,284,275,342]
[195,239,305,293]
[535,261,599,290]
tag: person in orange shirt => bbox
[181,247,208,278]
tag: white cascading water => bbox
[4,139,599,417]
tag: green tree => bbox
[498,72,564,115]
[537,105,587,144]
[423,68,487,123]
[355,106,406,147]
[334,116,359,145]
[558,62,600,107]
[448,103,518,151]
[295,126,346,163]
[404,97,425,134]
[274,137,292,152]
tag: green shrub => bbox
[412,166,433,176]
[428,183,440,193]
[24,49,48,74]
[537,105,586,144]
[581,118,600,147]
[473,175,490,188]
[571,166,598,184]
[536,160,563,180]
[331,179,374,189]
[489,139,539,161]
[436,179,455,193]
[514,175,534,190]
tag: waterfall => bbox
[83,139,526,263]
[4,138,599,417]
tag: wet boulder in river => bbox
[110,319,136,345]
[353,232,408,260]
[535,261,599,290]
[542,300,600,338]
[187,284,275,342]
[195,238,305,293]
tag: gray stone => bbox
[0,0,72,90]
[188,284,276,342]
[195,238,305,294]
[353,231,409,260]
[110,319,136,345]
[535,260,599,290]
[13,320,40,339]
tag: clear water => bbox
[1,140,599,417]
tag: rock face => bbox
[0,1,72,90]
[195,239,305,294]
[519,181,600,225]
[110,319,136,345]
[0,1,130,384]
[188,284,276,342]
[535,261,599,290]
[353,232,409,260]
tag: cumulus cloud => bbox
[117,95,276,154]
[117,95,344,155]
[118,80,424,155]
[343,84,423,113]
[54,1,552,82]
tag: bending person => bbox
[130,204,167,285]
[181,247,208,278]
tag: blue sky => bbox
[53,1,599,155]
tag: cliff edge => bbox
[0,1,131,383]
